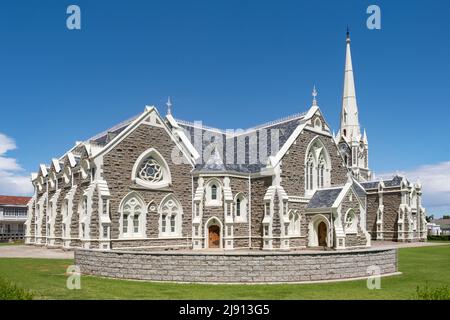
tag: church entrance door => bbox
[318,222,327,247]
[208,225,220,248]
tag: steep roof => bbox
[179,111,308,173]
[0,196,31,206]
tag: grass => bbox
[0,277,33,300]
[0,245,449,300]
[0,241,25,246]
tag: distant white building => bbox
[0,196,31,242]
[428,219,450,236]
[427,223,441,236]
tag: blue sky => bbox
[0,0,449,216]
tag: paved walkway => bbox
[0,245,74,259]
[0,242,447,259]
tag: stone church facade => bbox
[24,33,427,251]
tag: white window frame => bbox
[287,210,301,236]
[119,193,146,239]
[205,179,223,207]
[234,193,248,223]
[131,148,172,190]
[158,194,183,238]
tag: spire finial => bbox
[166,96,172,115]
[346,26,351,43]
[312,85,318,106]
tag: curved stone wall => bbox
[75,248,398,283]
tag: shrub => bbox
[427,235,450,241]
[416,283,450,300]
[0,277,34,300]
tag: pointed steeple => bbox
[363,129,368,144]
[340,28,360,142]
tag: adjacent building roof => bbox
[0,196,32,206]
[361,175,405,190]
[431,219,450,229]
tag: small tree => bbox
[426,215,434,223]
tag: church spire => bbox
[340,28,360,141]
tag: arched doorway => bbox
[308,214,331,247]
[318,222,327,247]
[208,225,220,248]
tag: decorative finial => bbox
[166,96,172,115]
[346,26,350,42]
[312,85,318,106]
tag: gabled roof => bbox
[178,110,308,173]
[0,195,32,206]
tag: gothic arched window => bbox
[305,137,331,194]
[159,195,183,237]
[234,193,248,222]
[119,193,145,238]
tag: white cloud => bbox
[378,161,450,217]
[0,133,33,196]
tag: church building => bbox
[24,32,427,251]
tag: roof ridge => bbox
[176,110,307,135]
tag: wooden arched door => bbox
[208,225,220,248]
[318,222,327,247]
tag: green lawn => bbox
[0,241,24,246]
[0,245,449,300]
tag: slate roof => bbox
[352,180,366,199]
[360,181,379,190]
[81,109,309,173]
[0,196,31,206]
[361,175,406,190]
[178,111,307,173]
[383,175,404,187]
[306,188,343,209]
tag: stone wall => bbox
[280,130,348,197]
[75,247,397,283]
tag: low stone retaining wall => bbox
[75,248,398,283]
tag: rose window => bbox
[138,157,163,182]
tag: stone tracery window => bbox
[119,193,145,238]
[159,195,182,237]
[138,157,163,183]
[132,148,171,189]
[305,137,331,194]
